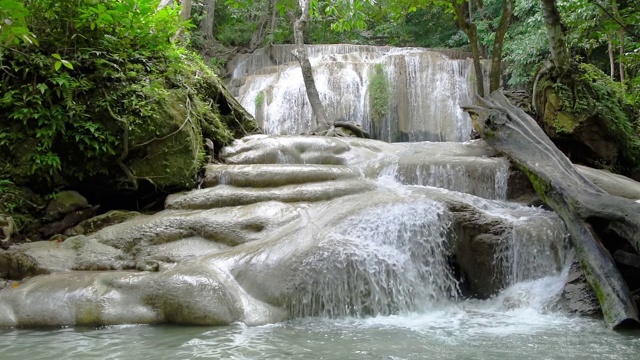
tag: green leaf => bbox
[52,53,62,60]
[36,83,48,94]
[61,60,74,70]
[54,61,61,71]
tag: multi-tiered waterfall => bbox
[4,44,640,360]
[228,45,484,142]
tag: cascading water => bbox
[289,200,459,318]
[394,156,511,200]
[230,45,479,142]
[5,46,639,360]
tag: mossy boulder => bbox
[44,191,89,222]
[1,49,258,201]
[535,63,640,178]
[65,210,140,237]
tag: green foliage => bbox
[539,62,640,171]
[0,0,254,193]
[368,64,390,124]
[0,0,187,189]
[0,179,44,229]
[255,92,265,107]
[0,0,38,45]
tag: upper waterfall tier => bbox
[227,45,485,142]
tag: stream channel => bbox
[2,45,640,359]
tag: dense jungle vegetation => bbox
[0,0,639,220]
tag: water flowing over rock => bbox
[228,45,483,142]
[0,135,571,328]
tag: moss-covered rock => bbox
[1,50,258,201]
[65,210,140,237]
[535,63,640,178]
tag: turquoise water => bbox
[2,290,639,360]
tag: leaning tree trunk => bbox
[463,90,640,330]
[289,0,331,131]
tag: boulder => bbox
[534,63,639,176]
[44,191,89,222]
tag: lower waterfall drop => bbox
[288,200,460,318]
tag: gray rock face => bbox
[0,135,570,327]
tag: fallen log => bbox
[462,90,640,330]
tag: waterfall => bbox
[288,200,459,318]
[491,205,569,286]
[394,156,511,200]
[229,45,481,142]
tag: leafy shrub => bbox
[0,0,190,190]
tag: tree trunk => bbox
[611,0,625,85]
[268,0,279,45]
[489,0,514,92]
[180,0,192,21]
[199,0,216,42]
[289,0,330,131]
[462,90,640,330]
[157,0,175,10]
[453,1,485,97]
[248,14,269,52]
[608,33,615,79]
[540,0,570,75]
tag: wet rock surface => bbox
[0,135,586,327]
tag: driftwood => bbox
[462,90,640,330]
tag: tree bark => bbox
[157,0,175,10]
[179,0,192,21]
[289,0,330,131]
[462,90,640,330]
[611,1,625,85]
[540,0,570,75]
[199,0,216,42]
[608,33,615,79]
[453,1,485,97]
[268,0,279,45]
[489,0,514,92]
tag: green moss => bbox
[537,62,640,174]
[255,92,265,108]
[579,257,611,322]
[368,64,391,124]
[1,45,257,193]
[517,165,551,203]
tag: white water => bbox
[289,200,459,318]
[3,45,637,358]
[4,283,640,359]
[231,46,479,142]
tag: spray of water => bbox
[288,200,460,318]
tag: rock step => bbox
[166,179,375,210]
[203,164,359,188]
